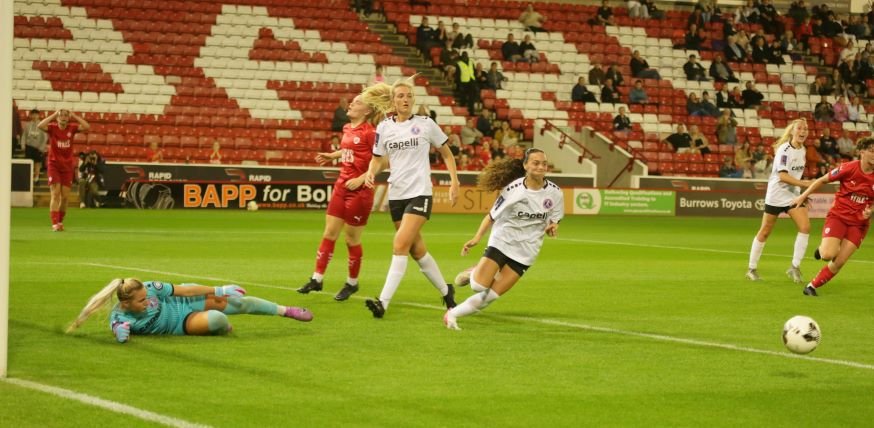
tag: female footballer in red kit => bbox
[297,94,388,301]
[794,136,874,296]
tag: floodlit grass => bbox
[4,208,874,427]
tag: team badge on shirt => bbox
[543,198,554,209]
[353,136,360,144]
[410,125,420,135]
[148,296,159,309]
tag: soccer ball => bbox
[246,201,259,211]
[782,315,821,354]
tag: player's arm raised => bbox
[37,110,59,132]
[70,111,90,132]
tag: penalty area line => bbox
[0,377,211,428]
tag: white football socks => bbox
[792,232,809,268]
[449,289,500,319]
[415,252,449,296]
[748,237,765,270]
[379,255,408,309]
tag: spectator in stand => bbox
[461,117,483,146]
[723,15,738,39]
[767,38,786,65]
[440,47,460,82]
[720,156,743,178]
[809,75,831,96]
[684,55,708,81]
[836,132,855,159]
[21,108,47,183]
[833,95,850,122]
[605,64,624,87]
[838,57,861,91]
[486,62,507,90]
[716,85,734,108]
[814,96,835,122]
[588,62,606,85]
[751,37,769,64]
[641,0,664,20]
[519,4,548,33]
[417,104,437,122]
[628,79,649,104]
[795,16,814,50]
[613,106,631,131]
[788,0,810,24]
[456,52,477,116]
[689,125,711,154]
[848,95,866,123]
[805,137,824,172]
[448,22,474,49]
[687,92,714,117]
[684,24,707,50]
[724,35,748,62]
[494,121,519,147]
[734,140,753,169]
[716,108,738,145]
[146,141,163,163]
[700,91,720,116]
[600,78,619,104]
[476,109,494,138]
[332,97,349,132]
[519,34,539,63]
[846,15,868,40]
[434,21,450,48]
[627,0,649,19]
[443,125,462,157]
[736,0,759,24]
[473,62,489,96]
[571,76,597,103]
[457,153,476,171]
[476,140,493,166]
[736,30,752,53]
[709,54,739,82]
[780,30,799,53]
[757,0,783,36]
[209,141,222,164]
[663,124,692,153]
[630,50,661,80]
[687,8,705,29]
[820,12,843,40]
[416,17,438,55]
[730,85,745,106]
[819,128,840,163]
[501,33,523,63]
[741,81,764,108]
[594,0,615,26]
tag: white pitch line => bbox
[68,262,874,373]
[1,377,211,428]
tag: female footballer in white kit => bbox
[361,76,461,318]
[746,118,812,283]
[444,149,563,330]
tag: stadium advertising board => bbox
[676,191,763,216]
[123,181,332,210]
[573,189,675,215]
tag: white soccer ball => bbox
[246,201,259,211]
[782,315,821,354]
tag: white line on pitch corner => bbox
[1,377,211,428]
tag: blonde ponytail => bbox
[66,278,144,333]
[773,118,806,150]
[359,74,420,121]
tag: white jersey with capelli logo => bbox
[374,115,447,200]
[487,177,564,266]
[765,142,806,207]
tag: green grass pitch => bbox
[3,208,874,427]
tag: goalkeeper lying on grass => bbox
[67,278,312,342]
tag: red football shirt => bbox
[338,122,375,183]
[827,160,874,225]
[46,122,79,167]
